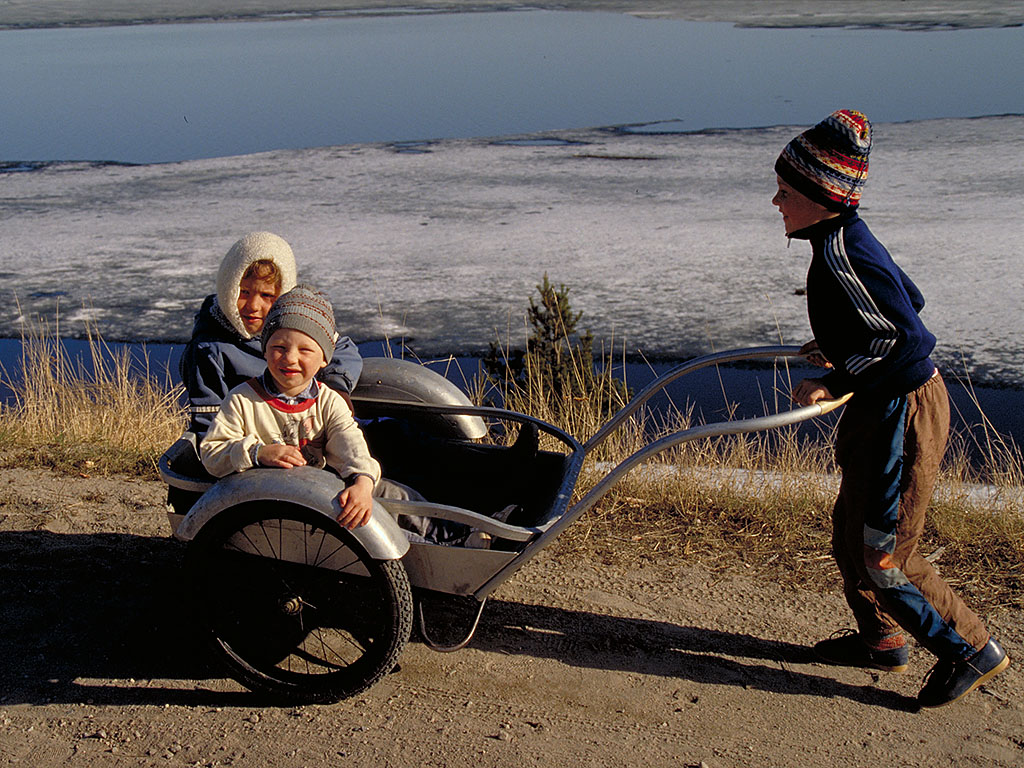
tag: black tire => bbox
[185,502,412,703]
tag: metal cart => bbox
[159,345,848,703]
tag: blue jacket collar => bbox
[788,209,860,241]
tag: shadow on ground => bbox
[466,597,917,711]
[0,531,915,711]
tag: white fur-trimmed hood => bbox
[215,232,298,338]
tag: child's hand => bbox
[257,443,307,468]
[799,339,833,369]
[336,475,374,529]
[793,377,834,406]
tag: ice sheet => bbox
[1,116,1022,386]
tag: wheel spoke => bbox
[223,525,263,556]
[310,535,362,571]
[187,503,412,702]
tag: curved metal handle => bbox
[525,387,851,556]
[815,391,853,415]
[585,345,816,452]
[474,348,852,600]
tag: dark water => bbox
[2,338,1020,457]
[3,12,1022,163]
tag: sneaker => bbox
[813,629,909,673]
[917,638,1010,708]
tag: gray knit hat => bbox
[260,285,336,362]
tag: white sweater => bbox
[200,376,381,483]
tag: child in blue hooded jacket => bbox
[179,232,362,434]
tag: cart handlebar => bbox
[584,344,835,453]
[514,347,851,561]
[576,388,851,520]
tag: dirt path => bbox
[0,469,1021,767]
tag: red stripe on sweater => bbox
[247,377,318,414]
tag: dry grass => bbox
[478,328,634,456]
[566,452,1024,611]
[1,317,1021,609]
[0,319,186,475]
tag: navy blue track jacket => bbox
[793,212,937,401]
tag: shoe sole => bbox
[918,654,1010,708]
[813,650,908,674]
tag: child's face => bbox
[772,177,837,236]
[264,328,327,396]
[237,275,280,335]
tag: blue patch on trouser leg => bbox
[875,583,975,659]
[862,396,905,546]
[860,396,974,659]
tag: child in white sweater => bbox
[201,285,391,530]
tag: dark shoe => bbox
[813,629,909,673]
[917,638,1010,708]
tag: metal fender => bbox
[354,357,488,439]
[173,466,410,561]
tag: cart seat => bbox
[361,418,564,530]
[159,432,217,516]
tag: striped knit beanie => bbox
[261,285,336,363]
[775,110,872,211]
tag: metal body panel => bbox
[157,432,213,493]
[172,466,410,562]
[400,543,517,595]
[376,498,537,542]
[354,357,487,439]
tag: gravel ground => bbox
[0,468,1020,767]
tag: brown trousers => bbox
[832,372,989,659]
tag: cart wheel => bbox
[185,502,412,703]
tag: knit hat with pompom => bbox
[775,109,872,211]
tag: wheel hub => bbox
[279,595,304,615]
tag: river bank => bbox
[2,0,1023,30]
[2,336,1023,456]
